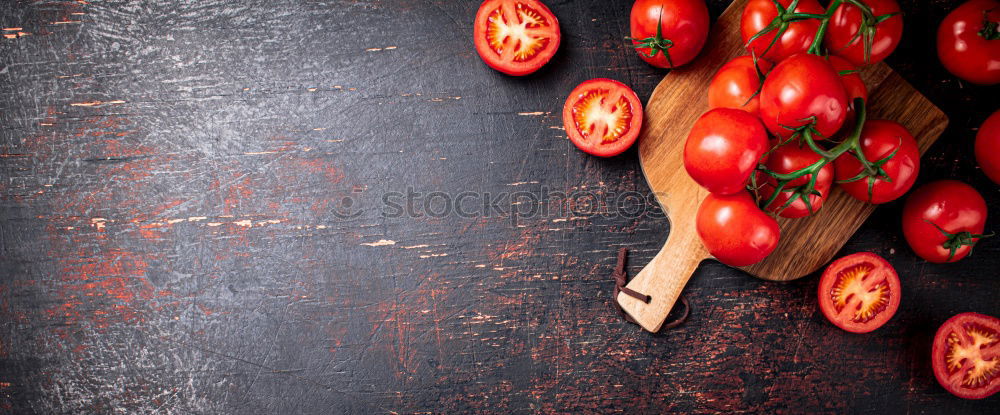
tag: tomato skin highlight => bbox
[975,109,1000,184]
[473,0,561,76]
[932,312,1000,399]
[827,55,868,135]
[834,120,920,204]
[937,0,1000,85]
[740,0,824,62]
[756,143,835,218]
[824,0,903,66]
[561,79,644,158]
[902,180,988,263]
[684,108,770,195]
[708,56,774,116]
[817,252,901,334]
[696,191,780,267]
[759,53,848,140]
[630,0,710,68]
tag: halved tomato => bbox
[932,312,1000,399]
[473,0,561,76]
[562,79,643,157]
[817,252,901,333]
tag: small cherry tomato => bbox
[696,191,780,267]
[827,55,868,134]
[756,142,835,218]
[759,53,849,140]
[562,79,643,157]
[902,180,989,263]
[741,0,825,62]
[975,109,1000,184]
[825,0,903,66]
[932,312,1000,399]
[473,0,561,76]
[818,252,901,333]
[708,56,774,116]
[630,0,711,68]
[834,120,919,204]
[684,108,770,195]
[937,0,1000,85]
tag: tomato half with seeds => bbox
[759,53,848,140]
[932,312,1000,399]
[825,0,903,66]
[834,120,920,204]
[562,79,643,157]
[630,0,711,68]
[937,0,1000,85]
[696,191,780,267]
[902,180,989,263]
[708,56,774,116]
[975,109,1000,184]
[684,108,770,195]
[756,142,834,218]
[818,252,901,333]
[473,0,561,76]
[741,0,824,61]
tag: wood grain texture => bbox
[0,0,997,413]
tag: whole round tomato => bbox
[684,108,770,195]
[756,143,835,218]
[834,120,919,204]
[937,0,1000,85]
[828,55,868,133]
[975,109,1000,184]
[562,79,643,157]
[741,0,824,61]
[630,0,710,68]
[818,252,901,333]
[902,180,989,263]
[696,191,780,267]
[932,312,1000,399]
[825,0,903,66]
[473,0,561,76]
[759,53,848,140]
[708,56,774,116]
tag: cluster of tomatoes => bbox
[473,0,999,400]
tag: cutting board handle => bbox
[616,223,706,332]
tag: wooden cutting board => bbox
[616,0,948,332]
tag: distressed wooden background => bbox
[1,0,998,413]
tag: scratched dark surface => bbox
[0,0,998,413]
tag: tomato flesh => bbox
[818,252,901,333]
[932,312,1000,399]
[474,0,561,76]
[562,79,643,157]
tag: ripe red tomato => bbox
[561,79,643,157]
[827,55,868,133]
[756,143,834,218]
[684,108,770,195]
[932,313,1000,400]
[817,252,901,333]
[473,0,561,76]
[741,0,824,61]
[759,53,849,140]
[630,0,710,68]
[834,120,919,204]
[937,0,1000,85]
[824,0,903,66]
[902,180,989,263]
[975,109,1000,184]
[708,56,774,116]
[696,191,780,267]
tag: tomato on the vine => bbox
[756,143,835,218]
[902,180,990,263]
[759,53,849,140]
[937,0,1000,85]
[825,0,903,66]
[834,120,919,204]
[630,0,710,68]
[473,0,561,76]
[562,79,643,158]
[932,312,1000,399]
[975,109,1000,184]
[696,191,780,267]
[684,108,770,195]
[740,0,824,61]
[708,56,774,116]
[827,55,868,133]
[817,252,901,333]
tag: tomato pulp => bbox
[932,312,1000,399]
[561,79,643,157]
[473,0,561,76]
[818,252,901,333]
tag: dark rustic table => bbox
[1,0,998,413]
